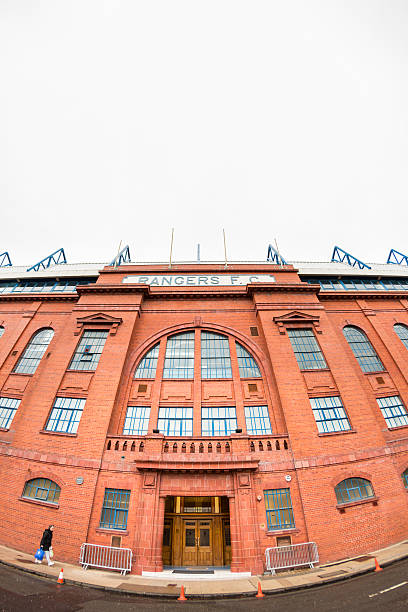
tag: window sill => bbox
[161,378,195,382]
[66,369,96,373]
[363,371,387,375]
[39,429,77,438]
[0,427,10,432]
[9,373,32,377]
[300,368,331,373]
[265,528,299,536]
[336,496,379,512]
[96,527,129,535]
[387,425,408,431]
[18,496,59,509]
[318,429,357,437]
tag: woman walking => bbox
[36,525,55,566]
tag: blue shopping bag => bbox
[35,548,44,561]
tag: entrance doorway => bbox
[183,519,212,565]
[162,496,231,567]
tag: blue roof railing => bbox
[110,245,131,267]
[331,246,371,270]
[267,244,287,265]
[0,252,12,267]
[27,248,67,272]
[387,249,408,266]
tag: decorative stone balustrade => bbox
[104,434,290,459]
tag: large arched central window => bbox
[127,330,271,437]
[134,331,262,382]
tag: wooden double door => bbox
[182,519,212,566]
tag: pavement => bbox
[0,540,408,599]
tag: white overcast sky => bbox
[1,1,407,266]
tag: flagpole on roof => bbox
[169,228,174,269]
[223,229,228,269]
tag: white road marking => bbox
[368,581,408,598]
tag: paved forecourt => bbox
[0,539,408,598]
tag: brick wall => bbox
[0,264,407,572]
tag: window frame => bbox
[201,406,238,436]
[134,343,160,379]
[244,405,272,435]
[376,395,408,429]
[201,332,232,379]
[287,328,327,371]
[123,406,151,435]
[13,328,54,375]
[162,333,195,380]
[0,397,21,429]
[99,488,130,530]
[335,478,375,505]
[264,488,295,531]
[236,342,261,378]
[22,478,61,505]
[157,406,193,436]
[342,326,385,373]
[310,396,352,434]
[394,323,408,351]
[68,329,109,372]
[45,397,86,434]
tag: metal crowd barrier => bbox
[79,543,133,575]
[265,542,319,574]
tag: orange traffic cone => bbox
[177,584,187,601]
[57,568,64,584]
[374,558,383,572]
[256,581,265,598]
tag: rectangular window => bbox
[201,406,237,436]
[45,397,85,434]
[244,405,272,435]
[123,406,150,435]
[310,396,351,433]
[157,407,193,436]
[264,488,295,530]
[69,330,109,371]
[287,329,327,370]
[0,397,20,429]
[201,333,232,379]
[163,333,194,379]
[377,396,408,428]
[100,488,130,530]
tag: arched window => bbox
[343,326,384,373]
[22,478,61,504]
[13,328,54,375]
[402,469,408,489]
[236,343,261,378]
[394,324,408,351]
[128,329,272,436]
[134,343,160,378]
[0,326,4,338]
[335,478,374,504]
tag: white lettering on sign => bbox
[122,274,276,287]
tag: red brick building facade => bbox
[1,258,408,574]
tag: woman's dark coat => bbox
[40,529,53,551]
